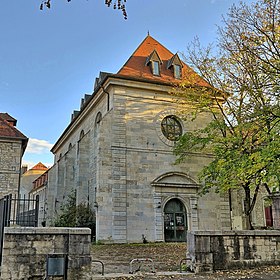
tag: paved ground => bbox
[90,243,280,280]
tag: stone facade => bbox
[46,35,270,243]
[0,113,28,198]
[187,230,280,273]
[0,141,22,197]
[1,227,91,280]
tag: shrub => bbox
[53,190,96,240]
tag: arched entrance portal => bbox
[164,198,187,242]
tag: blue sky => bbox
[0,0,253,169]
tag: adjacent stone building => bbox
[29,168,49,226]
[46,36,269,243]
[20,162,48,197]
[0,113,28,198]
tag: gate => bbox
[0,194,39,266]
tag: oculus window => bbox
[161,115,182,141]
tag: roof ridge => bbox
[31,162,48,170]
[117,35,174,74]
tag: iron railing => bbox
[0,194,39,266]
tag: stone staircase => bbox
[91,242,187,276]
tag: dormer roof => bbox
[0,113,28,153]
[167,53,183,69]
[0,114,27,140]
[145,49,163,66]
[0,113,17,126]
[117,35,209,86]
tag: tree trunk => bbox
[243,184,254,230]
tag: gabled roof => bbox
[30,162,48,171]
[117,35,209,86]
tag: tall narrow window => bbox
[152,61,160,76]
[174,64,182,79]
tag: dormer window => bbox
[146,50,162,76]
[167,53,183,80]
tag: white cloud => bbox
[23,138,54,169]
[26,138,53,154]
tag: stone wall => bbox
[187,230,280,273]
[0,140,22,198]
[271,193,280,229]
[1,227,92,280]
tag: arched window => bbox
[95,112,102,125]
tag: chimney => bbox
[21,165,28,174]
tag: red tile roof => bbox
[117,35,209,86]
[30,162,48,171]
[0,114,28,140]
[0,113,17,126]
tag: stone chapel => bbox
[46,36,269,243]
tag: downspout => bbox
[18,151,23,197]
[101,85,110,111]
[229,189,232,230]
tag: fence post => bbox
[35,195,39,227]
[5,194,12,226]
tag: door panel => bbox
[164,199,187,242]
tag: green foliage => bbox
[175,0,280,229]
[53,190,96,238]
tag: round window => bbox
[161,115,182,141]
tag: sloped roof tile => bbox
[0,113,17,126]
[30,162,48,171]
[117,35,209,86]
[0,114,28,140]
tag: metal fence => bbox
[0,194,39,266]
[0,195,10,267]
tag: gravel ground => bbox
[91,243,280,280]
[92,266,280,280]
